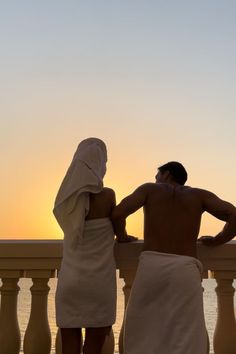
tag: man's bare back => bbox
[142,183,203,257]
[112,162,236,258]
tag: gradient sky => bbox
[1,1,236,239]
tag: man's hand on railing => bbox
[198,236,215,246]
[116,235,138,243]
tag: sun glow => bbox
[1,1,236,240]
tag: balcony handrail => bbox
[0,239,236,272]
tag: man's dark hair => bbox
[158,161,187,185]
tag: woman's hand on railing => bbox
[116,235,138,243]
[198,236,215,246]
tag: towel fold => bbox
[124,251,208,354]
[56,218,116,328]
[53,138,107,246]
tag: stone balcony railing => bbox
[0,240,236,354]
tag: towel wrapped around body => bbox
[124,251,208,354]
[56,217,116,328]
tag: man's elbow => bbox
[226,210,236,239]
[231,210,236,228]
[229,207,236,221]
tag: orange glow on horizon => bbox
[1,158,235,240]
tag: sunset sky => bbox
[1,1,236,239]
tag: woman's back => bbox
[56,187,117,328]
[86,187,115,220]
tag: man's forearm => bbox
[200,215,236,246]
[112,217,128,241]
[213,216,236,245]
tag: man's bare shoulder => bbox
[137,182,165,191]
[173,185,207,194]
[131,183,163,198]
[139,184,212,194]
[139,183,196,193]
[185,187,223,211]
[188,187,215,198]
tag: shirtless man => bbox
[112,161,236,255]
[112,161,236,354]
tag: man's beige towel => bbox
[124,251,208,354]
[56,217,116,328]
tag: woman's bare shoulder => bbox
[103,187,116,196]
[90,187,115,202]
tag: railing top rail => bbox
[0,240,236,272]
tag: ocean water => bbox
[9,276,236,353]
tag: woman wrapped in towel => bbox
[53,138,135,354]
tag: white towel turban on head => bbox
[53,138,107,246]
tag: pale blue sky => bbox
[1,1,236,237]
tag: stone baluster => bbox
[202,273,210,354]
[55,328,62,354]
[0,271,22,354]
[213,271,236,354]
[23,270,53,354]
[118,270,136,354]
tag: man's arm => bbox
[199,190,236,246]
[111,184,149,242]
